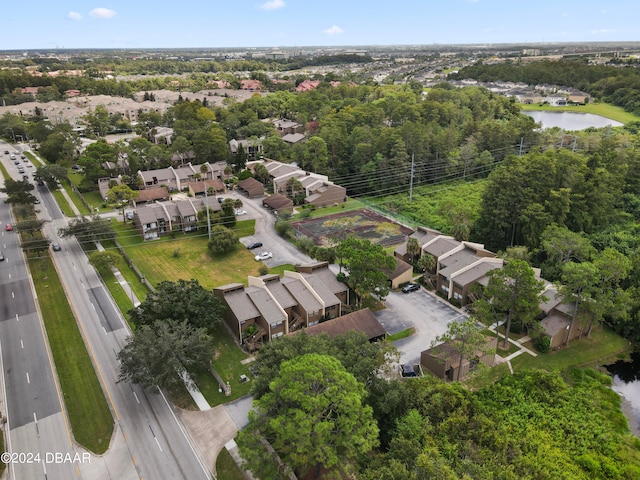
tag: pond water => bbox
[522,111,624,130]
[604,352,640,437]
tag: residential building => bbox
[214,266,348,350]
[132,197,218,240]
[248,158,347,207]
[538,286,581,349]
[262,193,293,214]
[237,177,265,198]
[229,138,264,159]
[295,308,386,342]
[421,335,497,381]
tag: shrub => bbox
[258,264,269,276]
[533,335,551,353]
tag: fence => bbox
[113,239,156,292]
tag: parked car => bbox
[217,197,225,204]
[235,209,247,216]
[51,243,61,252]
[402,283,420,293]
[5,223,13,231]
[255,251,273,261]
[247,242,263,250]
[125,211,134,220]
[3,150,9,154]
[0,251,4,261]
[401,364,417,377]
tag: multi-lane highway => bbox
[0,155,80,479]
[1,142,213,479]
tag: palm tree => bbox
[406,237,421,263]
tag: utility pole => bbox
[204,181,211,240]
[409,152,415,203]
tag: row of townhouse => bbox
[396,227,583,348]
[247,158,347,207]
[213,262,349,351]
[395,227,503,306]
[98,161,228,201]
[133,197,221,240]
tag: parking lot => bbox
[375,287,467,366]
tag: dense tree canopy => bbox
[241,354,379,479]
[128,279,224,331]
[117,319,213,391]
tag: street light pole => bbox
[7,127,16,143]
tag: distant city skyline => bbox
[2,0,639,50]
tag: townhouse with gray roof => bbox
[213,263,348,351]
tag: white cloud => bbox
[324,25,344,35]
[260,0,285,10]
[90,8,117,19]
[67,11,82,20]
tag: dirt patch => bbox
[292,209,412,247]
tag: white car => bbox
[235,209,247,216]
[255,251,273,261]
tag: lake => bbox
[522,111,624,130]
[604,352,640,438]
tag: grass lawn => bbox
[388,327,415,342]
[300,198,367,219]
[197,323,253,407]
[215,447,247,480]
[115,229,266,290]
[511,327,630,372]
[60,179,91,215]
[234,218,256,238]
[30,257,114,453]
[518,101,640,124]
[51,189,75,217]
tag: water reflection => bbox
[522,111,623,130]
[605,352,640,436]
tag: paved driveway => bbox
[228,191,313,267]
[376,288,467,366]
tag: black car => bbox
[401,364,417,377]
[0,251,4,261]
[402,283,420,293]
[247,242,263,250]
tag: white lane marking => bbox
[102,326,107,335]
[20,339,24,349]
[155,437,163,452]
[26,372,30,383]
[133,391,140,404]
[91,303,96,310]
[15,314,19,322]
[11,292,14,298]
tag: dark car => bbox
[0,251,4,261]
[402,283,420,293]
[51,243,61,252]
[401,364,417,377]
[247,242,263,250]
[217,197,225,204]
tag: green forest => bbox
[238,332,640,480]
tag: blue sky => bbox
[2,0,640,50]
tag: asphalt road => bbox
[0,147,81,480]
[224,189,313,268]
[1,141,213,479]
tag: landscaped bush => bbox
[533,334,551,353]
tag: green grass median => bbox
[30,257,114,453]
